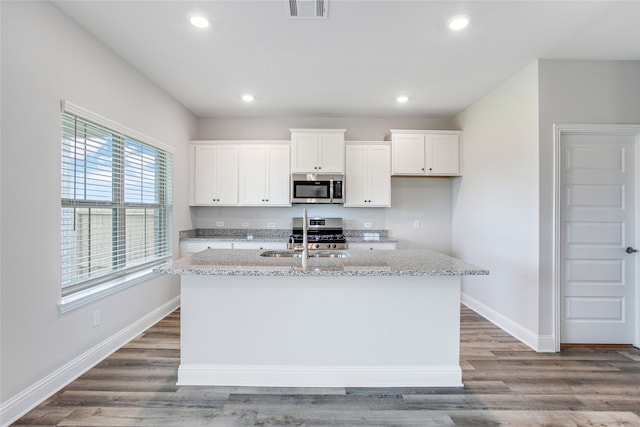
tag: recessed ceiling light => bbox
[448,15,470,31]
[190,15,210,29]
[396,96,409,103]
[242,94,254,102]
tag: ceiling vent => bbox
[287,0,328,19]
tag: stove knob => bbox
[331,244,336,249]
[314,244,320,249]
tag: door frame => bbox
[553,123,640,351]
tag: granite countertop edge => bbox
[155,267,489,277]
[154,248,489,277]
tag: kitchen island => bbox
[155,249,488,388]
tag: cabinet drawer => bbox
[348,242,397,250]
[232,241,287,250]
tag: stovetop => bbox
[289,217,347,250]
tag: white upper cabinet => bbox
[345,143,391,207]
[190,144,239,206]
[239,144,291,206]
[391,130,462,176]
[290,129,345,173]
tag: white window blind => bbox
[61,107,173,297]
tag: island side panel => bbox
[178,274,462,387]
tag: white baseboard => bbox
[177,364,463,388]
[0,296,180,427]
[461,293,556,353]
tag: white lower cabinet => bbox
[348,242,397,250]
[345,144,391,207]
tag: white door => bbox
[560,132,637,344]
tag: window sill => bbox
[58,267,159,314]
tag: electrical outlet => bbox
[267,222,276,228]
[413,220,420,229]
[92,309,101,328]
[364,222,372,229]
[216,221,224,227]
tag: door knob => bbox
[626,246,638,254]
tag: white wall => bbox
[452,62,541,347]
[453,59,640,352]
[537,60,640,337]
[192,177,453,253]
[194,117,457,252]
[0,2,195,423]
[196,116,455,141]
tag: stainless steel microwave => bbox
[291,174,344,204]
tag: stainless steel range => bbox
[288,217,347,250]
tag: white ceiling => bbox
[52,0,640,119]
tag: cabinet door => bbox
[265,145,291,206]
[291,133,318,173]
[345,145,390,208]
[317,133,344,173]
[428,134,460,175]
[345,146,368,206]
[367,145,391,207]
[191,145,239,205]
[214,146,239,204]
[392,134,425,175]
[192,145,218,204]
[239,146,267,205]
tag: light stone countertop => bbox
[154,248,489,277]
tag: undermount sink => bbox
[260,250,349,258]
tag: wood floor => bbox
[12,306,640,426]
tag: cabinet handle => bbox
[421,168,425,171]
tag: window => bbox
[61,103,173,298]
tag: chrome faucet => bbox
[302,208,309,260]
